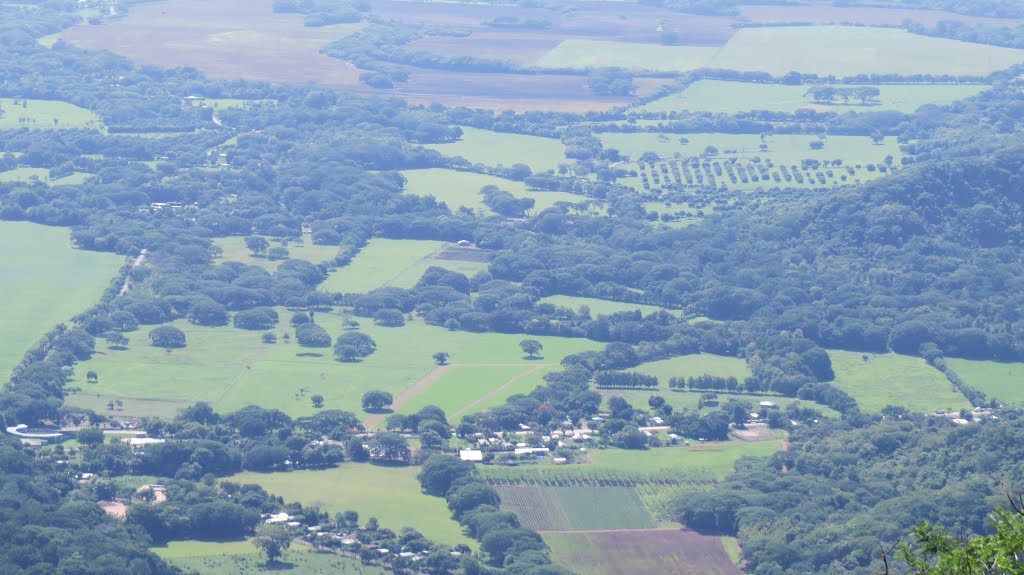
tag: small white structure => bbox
[459,450,484,462]
[515,447,550,455]
[265,512,292,524]
[759,401,777,408]
[124,437,166,449]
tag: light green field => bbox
[158,542,389,575]
[400,364,573,418]
[424,127,567,173]
[0,168,93,185]
[455,365,561,417]
[828,350,969,413]
[230,463,473,547]
[0,98,101,130]
[588,441,782,480]
[321,239,488,293]
[539,294,682,317]
[401,168,588,214]
[945,358,1024,404]
[66,314,602,419]
[601,390,839,418]
[0,222,123,382]
[600,132,901,166]
[632,354,751,384]
[639,80,989,115]
[536,27,1024,76]
[212,235,340,271]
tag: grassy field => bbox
[536,27,1024,76]
[0,222,123,382]
[401,168,588,214]
[212,235,340,271]
[545,530,743,575]
[65,314,602,419]
[539,294,682,317]
[601,390,839,418]
[945,358,1024,404]
[424,127,567,173]
[156,541,389,575]
[400,364,542,417]
[320,239,488,293]
[0,168,93,185]
[632,354,751,384]
[639,80,989,115]
[230,463,473,547]
[495,485,656,531]
[828,350,969,413]
[587,441,781,480]
[0,98,101,130]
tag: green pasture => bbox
[944,358,1024,404]
[639,80,989,115]
[320,239,488,293]
[453,365,561,417]
[424,127,567,173]
[212,235,340,271]
[0,221,123,383]
[632,353,751,384]
[401,168,589,215]
[0,167,93,185]
[495,485,656,531]
[400,364,532,417]
[158,542,389,575]
[601,390,839,418]
[828,350,969,413]
[230,463,474,548]
[539,294,682,317]
[66,314,602,419]
[0,98,101,130]
[588,441,782,480]
[536,27,1024,76]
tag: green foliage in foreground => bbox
[897,503,1024,575]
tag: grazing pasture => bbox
[320,239,488,293]
[424,127,567,173]
[0,98,101,130]
[399,364,546,417]
[230,463,474,547]
[632,354,751,383]
[828,350,969,413]
[639,80,989,115]
[588,442,782,480]
[157,540,391,574]
[944,358,1024,404]
[212,236,340,271]
[0,222,123,382]
[401,169,589,214]
[537,27,1024,76]
[495,485,656,531]
[66,314,601,419]
[544,530,744,575]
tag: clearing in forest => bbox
[229,463,473,548]
[0,98,101,130]
[828,350,969,413]
[401,168,590,215]
[424,127,567,173]
[943,358,1024,405]
[212,235,341,271]
[320,239,488,293]
[544,530,744,575]
[632,353,751,383]
[538,295,682,317]
[0,221,122,382]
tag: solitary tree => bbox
[253,525,292,564]
[311,394,324,408]
[519,339,543,358]
[105,332,129,349]
[334,332,377,362]
[149,325,186,349]
[433,352,450,366]
[368,432,410,463]
[362,390,393,412]
[86,370,99,384]
[244,235,270,256]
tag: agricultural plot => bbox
[639,80,989,115]
[589,442,782,480]
[424,127,567,173]
[399,364,549,418]
[158,541,390,575]
[536,27,1024,76]
[66,314,601,419]
[452,364,561,417]
[944,358,1024,404]
[633,353,751,383]
[539,294,682,317]
[495,485,656,531]
[230,463,474,547]
[212,235,340,271]
[828,350,969,413]
[602,390,839,418]
[321,239,489,293]
[545,530,744,575]
[401,168,590,215]
[0,221,123,382]
[0,98,101,130]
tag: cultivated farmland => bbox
[320,239,489,294]
[544,530,744,575]
[945,358,1024,404]
[495,485,656,531]
[828,350,969,413]
[230,463,474,547]
[639,80,989,115]
[0,221,123,381]
[399,364,552,418]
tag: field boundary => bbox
[450,364,549,419]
